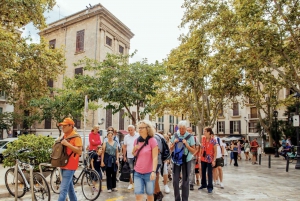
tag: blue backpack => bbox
[172,133,192,165]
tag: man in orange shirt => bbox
[58,118,83,201]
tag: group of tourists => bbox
[56,117,230,201]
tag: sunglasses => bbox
[107,129,114,131]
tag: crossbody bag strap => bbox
[134,140,148,165]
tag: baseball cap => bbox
[59,118,75,126]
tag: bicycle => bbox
[50,151,101,201]
[4,149,51,200]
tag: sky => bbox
[22,0,187,63]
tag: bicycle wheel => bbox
[33,172,51,201]
[81,169,101,201]
[50,167,61,193]
[5,168,26,198]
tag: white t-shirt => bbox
[214,136,224,158]
[124,133,139,158]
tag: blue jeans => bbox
[134,172,154,195]
[58,169,77,201]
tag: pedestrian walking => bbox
[198,127,216,193]
[251,138,259,165]
[101,131,119,192]
[57,118,83,201]
[89,125,102,151]
[90,145,103,192]
[132,120,158,201]
[123,125,139,190]
[244,140,251,161]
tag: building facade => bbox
[37,4,135,136]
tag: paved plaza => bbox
[0,154,300,201]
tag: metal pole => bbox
[259,154,261,165]
[295,97,300,169]
[268,155,271,168]
[30,166,34,200]
[286,156,289,172]
[14,159,18,201]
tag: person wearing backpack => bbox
[170,121,195,201]
[57,118,82,201]
[198,127,217,194]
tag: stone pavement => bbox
[1,154,300,201]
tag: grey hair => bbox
[128,125,135,130]
[178,120,188,128]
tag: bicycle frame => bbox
[14,158,35,200]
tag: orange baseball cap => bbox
[59,118,75,126]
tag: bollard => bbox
[286,156,289,172]
[268,155,271,168]
[259,154,261,165]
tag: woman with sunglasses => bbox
[132,120,158,201]
[101,131,119,192]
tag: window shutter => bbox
[119,109,124,130]
[238,120,241,134]
[217,121,219,133]
[44,118,51,129]
[230,121,233,134]
[75,67,83,75]
[106,109,112,128]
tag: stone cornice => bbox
[39,4,134,43]
[100,23,130,48]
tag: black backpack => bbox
[119,161,131,182]
[155,134,171,162]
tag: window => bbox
[119,45,124,54]
[74,117,81,129]
[106,109,112,128]
[158,116,164,131]
[76,30,85,52]
[250,107,258,118]
[49,39,56,49]
[169,115,175,133]
[249,122,258,133]
[47,79,53,88]
[44,118,51,129]
[75,67,83,75]
[230,120,241,134]
[106,36,112,47]
[119,109,125,130]
[233,103,239,116]
[0,107,3,114]
[218,121,225,133]
[192,125,197,134]
[0,91,5,98]
[218,106,224,117]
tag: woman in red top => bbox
[198,127,217,193]
[89,125,102,151]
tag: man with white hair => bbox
[122,125,139,190]
[170,121,195,201]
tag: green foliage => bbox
[74,53,166,125]
[3,134,55,171]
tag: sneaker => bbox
[112,188,118,191]
[107,189,112,193]
[92,187,99,192]
[220,182,224,189]
[127,184,133,190]
[198,186,207,190]
[190,185,194,190]
[216,180,220,185]
[208,189,213,193]
[164,185,170,194]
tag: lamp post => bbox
[244,117,248,141]
[293,92,300,169]
[273,110,279,157]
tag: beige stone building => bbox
[36,4,136,137]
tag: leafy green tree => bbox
[0,0,66,126]
[75,53,166,125]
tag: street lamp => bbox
[293,92,300,169]
[244,117,248,140]
[273,110,279,157]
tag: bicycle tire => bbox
[50,167,61,194]
[33,172,51,201]
[81,169,101,201]
[5,167,26,198]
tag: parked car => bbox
[0,138,18,163]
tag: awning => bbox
[118,130,129,135]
